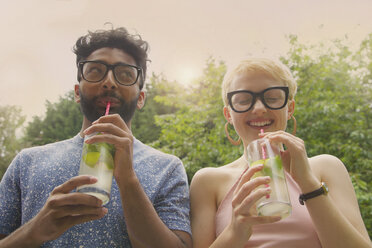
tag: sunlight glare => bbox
[176,66,198,86]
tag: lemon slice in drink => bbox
[83,152,100,168]
[250,159,266,178]
[251,159,265,166]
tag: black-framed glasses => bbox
[227,86,289,113]
[78,61,142,86]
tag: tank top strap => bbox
[215,166,248,236]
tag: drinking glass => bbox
[247,138,291,218]
[77,133,115,205]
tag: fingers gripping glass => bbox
[79,61,142,86]
[227,86,289,113]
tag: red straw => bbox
[105,102,111,116]
[260,129,267,159]
[261,128,269,194]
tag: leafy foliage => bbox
[281,35,372,235]
[152,58,243,181]
[23,90,82,146]
[131,74,183,143]
[0,105,25,179]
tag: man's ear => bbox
[74,84,81,103]
[223,106,232,123]
[137,91,146,110]
[287,99,295,120]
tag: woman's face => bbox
[224,72,295,146]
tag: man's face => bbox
[75,47,144,124]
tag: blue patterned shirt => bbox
[0,134,191,247]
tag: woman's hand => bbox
[259,131,319,190]
[228,164,281,244]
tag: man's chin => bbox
[85,114,102,123]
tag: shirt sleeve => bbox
[0,154,22,235]
[154,157,191,235]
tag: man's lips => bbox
[97,97,120,107]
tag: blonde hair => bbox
[221,58,297,106]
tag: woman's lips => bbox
[247,119,273,128]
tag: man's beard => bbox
[79,89,139,124]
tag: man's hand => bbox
[84,114,135,184]
[1,176,108,247]
[84,114,192,248]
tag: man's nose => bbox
[102,69,118,90]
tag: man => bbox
[0,27,192,247]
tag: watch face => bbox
[322,182,329,194]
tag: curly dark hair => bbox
[73,26,149,89]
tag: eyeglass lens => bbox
[82,62,138,85]
[231,88,287,112]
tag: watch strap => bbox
[299,182,328,205]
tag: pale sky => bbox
[1,0,371,122]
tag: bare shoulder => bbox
[192,165,235,180]
[309,153,344,166]
[309,154,357,201]
[190,164,237,191]
[308,154,356,196]
[190,162,244,208]
[309,154,348,178]
[189,166,230,215]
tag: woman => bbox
[190,58,371,247]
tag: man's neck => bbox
[79,116,92,138]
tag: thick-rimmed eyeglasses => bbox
[227,86,289,113]
[78,61,142,86]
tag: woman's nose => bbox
[251,99,267,115]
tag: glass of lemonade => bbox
[77,133,115,205]
[247,138,291,218]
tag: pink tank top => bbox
[215,171,321,247]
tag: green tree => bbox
[0,105,25,179]
[152,58,242,182]
[281,34,372,237]
[23,90,82,146]
[131,74,183,143]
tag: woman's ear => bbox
[287,99,295,120]
[74,84,81,103]
[223,106,233,123]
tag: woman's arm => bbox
[190,166,281,248]
[262,131,371,248]
[305,155,371,248]
[190,168,222,248]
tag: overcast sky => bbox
[1,0,371,122]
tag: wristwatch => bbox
[299,182,328,205]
